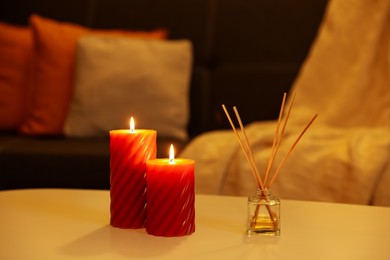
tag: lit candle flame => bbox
[169,144,175,164]
[129,117,135,133]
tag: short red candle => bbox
[109,125,156,229]
[146,149,195,237]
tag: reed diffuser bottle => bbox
[222,92,317,238]
[247,188,280,236]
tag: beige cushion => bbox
[64,35,192,140]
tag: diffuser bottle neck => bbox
[257,188,271,199]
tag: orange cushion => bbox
[0,23,33,129]
[19,14,168,135]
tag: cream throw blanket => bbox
[181,0,390,206]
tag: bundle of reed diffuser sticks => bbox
[222,92,318,235]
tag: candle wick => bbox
[169,158,174,164]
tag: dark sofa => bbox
[0,0,328,190]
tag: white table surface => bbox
[1,189,390,260]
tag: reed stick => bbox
[264,92,296,185]
[232,106,264,190]
[267,113,318,187]
[263,93,286,184]
[222,105,263,188]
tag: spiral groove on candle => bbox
[146,164,195,236]
[110,130,156,229]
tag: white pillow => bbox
[64,35,192,140]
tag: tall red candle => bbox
[146,145,195,237]
[109,118,156,229]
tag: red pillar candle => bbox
[110,118,156,229]
[146,145,195,237]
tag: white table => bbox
[1,189,389,260]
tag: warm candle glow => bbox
[130,117,135,133]
[169,144,175,164]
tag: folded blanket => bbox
[182,0,390,206]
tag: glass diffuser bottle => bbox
[247,188,280,236]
